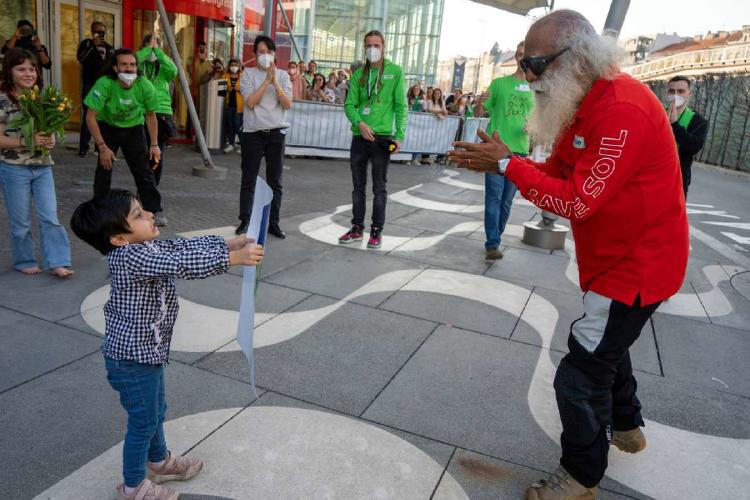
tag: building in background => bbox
[0,0,445,133]
[436,44,515,94]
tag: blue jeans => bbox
[224,107,243,146]
[105,357,168,488]
[484,172,518,250]
[0,162,71,270]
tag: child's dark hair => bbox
[70,189,136,255]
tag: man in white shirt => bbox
[236,35,293,238]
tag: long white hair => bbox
[526,10,625,147]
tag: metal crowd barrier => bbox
[285,100,486,156]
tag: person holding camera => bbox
[137,33,178,189]
[340,30,407,249]
[2,20,51,71]
[77,21,114,157]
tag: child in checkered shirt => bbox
[70,189,263,500]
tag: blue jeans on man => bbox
[105,357,168,488]
[0,162,71,270]
[484,172,518,250]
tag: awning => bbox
[469,0,550,16]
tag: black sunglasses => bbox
[95,31,106,36]
[519,47,570,77]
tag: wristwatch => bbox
[497,154,514,175]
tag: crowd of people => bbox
[0,8,709,500]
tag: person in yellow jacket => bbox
[222,58,244,153]
[340,30,407,249]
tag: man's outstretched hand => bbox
[448,130,511,174]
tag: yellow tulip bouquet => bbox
[9,85,73,156]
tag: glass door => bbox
[52,0,121,127]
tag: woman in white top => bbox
[236,35,293,238]
[424,88,448,118]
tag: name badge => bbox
[516,83,530,91]
[573,135,586,149]
[362,106,371,115]
[383,74,394,80]
[120,98,133,105]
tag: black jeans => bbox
[554,292,661,488]
[350,135,391,229]
[239,129,284,224]
[144,115,173,186]
[79,83,94,154]
[94,122,162,213]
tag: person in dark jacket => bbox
[76,21,114,157]
[665,75,707,196]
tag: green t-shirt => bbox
[84,75,158,128]
[483,75,534,154]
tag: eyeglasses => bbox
[95,31,106,37]
[519,47,570,77]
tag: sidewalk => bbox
[1,143,749,499]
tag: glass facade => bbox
[311,0,444,84]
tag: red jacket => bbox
[505,74,689,306]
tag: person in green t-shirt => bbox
[137,34,177,188]
[340,30,408,249]
[473,41,534,260]
[84,48,164,224]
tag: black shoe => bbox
[268,223,286,239]
[78,151,87,158]
[235,220,249,235]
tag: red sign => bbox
[130,0,233,20]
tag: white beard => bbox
[527,64,592,148]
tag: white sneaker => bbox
[223,144,234,153]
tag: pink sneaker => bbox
[339,225,364,244]
[147,451,203,484]
[367,226,382,249]
[116,479,178,500]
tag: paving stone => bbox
[391,232,493,275]
[652,313,750,398]
[390,208,482,235]
[197,295,437,415]
[265,246,424,306]
[0,308,100,392]
[0,260,109,322]
[0,355,255,499]
[379,270,530,339]
[485,246,579,294]
[363,325,563,472]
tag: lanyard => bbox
[366,67,380,102]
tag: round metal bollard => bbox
[522,210,569,250]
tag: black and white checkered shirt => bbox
[102,236,230,364]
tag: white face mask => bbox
[257,53,275,68]
[229,66,239,73]
[118,72,138,86]
[366,47,382,63]
[147,51,158,62]
[666,94,686,108]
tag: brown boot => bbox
[525,465,598,500]
[485,248,503,260]
[612,427,647,454]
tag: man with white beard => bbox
[449,10,689,500]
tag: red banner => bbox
[130,0,233,20]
